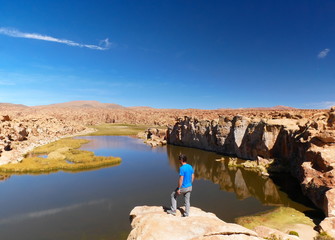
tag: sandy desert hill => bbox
[34,100,125,109]
[0,103,29,111]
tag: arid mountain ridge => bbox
[0,100,310,127]
[0,100,297,110]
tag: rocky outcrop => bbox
[167,107,335,226]
[0,116,94,165]
[127,206,261,240]
[167,116,305,161]
[138,128,167,147]
[128,206,306,240]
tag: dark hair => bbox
[178,154,187,162]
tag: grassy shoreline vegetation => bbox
[86,123,159,136]
[0,138,121,174]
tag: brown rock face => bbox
[167,116,303,161]
[167,107,335,220]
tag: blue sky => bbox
[0,0,334,109]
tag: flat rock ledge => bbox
[127,206,261,240]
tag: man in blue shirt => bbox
[167,154,194,217]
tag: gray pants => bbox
[170,186,192,216]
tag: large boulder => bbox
[1,115,11,122]
[147,128,160,139]
[127,206,261,240]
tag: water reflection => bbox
[0,175,10,182]
[167,144,316,212]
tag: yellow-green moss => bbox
[314,232,335,240]
[236,207,315,231]
[86,123,164,136]
[0,138,121,174]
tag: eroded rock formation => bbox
[167,107,335,235]
[138,127,167,147]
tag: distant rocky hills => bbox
[218,105,297,111]
[0,103,29,110]
[0,100,323,128]
[35,100,125,109]
[243,105,297,110]
[0,100,300,111]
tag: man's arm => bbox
[178,175,183,188]
[177,175,184,194]
[192,173,194,183]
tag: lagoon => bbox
[0,136,320,240]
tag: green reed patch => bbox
[0,138,121,174]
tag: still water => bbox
[0,136,319,240]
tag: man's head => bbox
[179,154,187,163]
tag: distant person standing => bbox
[167,154,194,217]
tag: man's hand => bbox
[177,189,181,194]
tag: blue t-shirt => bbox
[179,164,194,188]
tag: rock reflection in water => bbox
[0,175,10,182]
[234,169,251,199]
[167,144,311,210]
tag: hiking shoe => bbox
[166,210,176,216]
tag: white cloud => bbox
[318,48,330,59]
[100,38,112,49]
[0,27,111,50]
